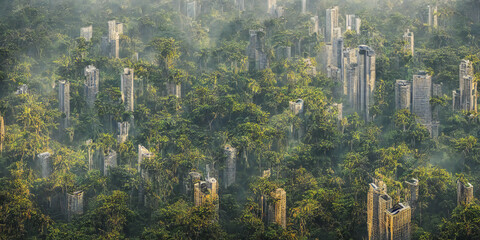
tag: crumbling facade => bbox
[403,29,414,56]
[59,80,70,129]
[260,188,287,229]
[356,45,376,122]
[289,99,304,115]
[67,191,84,221]
[368,181,392,240]
[346,14,361,34]
[386,203,412,240]
[194,177,218,207]
[38,152,52,178]
[224,144,237,188]
[405,179,419,213]
[166,82,181,98]
[457,180,474,206]
[395,80,412,110]
[247,30,268,71]
[325,6,339,44]
[428,5,438,29]
[121,68,134,112]
[107,20,123,58]
[309,16,319,35]
[457,60,477,112]
[104,150,117,176]
[117,121,130,144]
[412,72,433,134]
[80,25,93,41]
[343,48,358,96]
[138,145,154,176]
[84,65,99,108]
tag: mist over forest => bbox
[1,0,480,239]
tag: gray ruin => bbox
[86,139,93,171]
[457,180,474,206]
[107,20,123,58]
[403,29,414,56]
[138,145,154,177]
[428,5,438,30]
[15,84,28,95]
[0,115,4,153]
[121,68,134,112]
[117,121,130,144]
[67,191,84,221]
[346,14,361,34]
[325,6,339,44]
[38,152,52,178]
[301,0,307,14]
[343,48,358,96]
[103,150,117,176]
[84,65,99,108]
[309,16,319,35]
[395,80,412,110]
[80,25,92,41]
[235,0,245,11]
[186,1,197,19]
[247,30,268,71]
[355,45,376,122]
[289,99,304,115]
[58,80,70,129]
[267,0,277,14]
[224,144,237,188]
[454,60,477,112]
[405,178,419,213]
[166,82,181,98]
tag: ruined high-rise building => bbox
[346,14,361,34]
[309,16,319,35]
[457,180,474,206]
[67,191,84,221]
[405,179,419,213]
[325,6,339,43]
[343,48,358,96]
[38,152,52,178]
[224,144,237,188]
[385,203,412,240]
[84,65,99,108]
[117,121,130,144]
[428,5,438,29]
[403,29,414,56]
[107,20,123,58]
[194,177,218,207]
[458,60,477,112]
[104,150,117,176]
[121,68,134,112]
[356,45,376,122]
[289,99,304,115]
[260,188,287,229]
[368,181,392,240]
[187,171,202,195]
[395,80,412,110]
[80,25,93,41]
[138,145,154,176]
[267,0,277,14]
[58,80,70,129]
[333,38,344,70]
[301,0,307,14]
[186,1,197,19]
[412,72,433,131]
[247,30,268,71]
[166,82,181,98]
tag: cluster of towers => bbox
[395,71,442,137]
[453,59,477,112]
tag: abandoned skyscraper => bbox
[309,16,319,35]
[260,188,287,229]
[405,179,419,213]
[247,30,268,71]
[385,203,412,240]
[325,6,339,43]
[84,65,99,108]
[117,121,130,144]
[301,0,307,14]
[267,0,277,14]
[138,145,154,176]
[166,82,181,98]
[107,20,123,58]
[395,80,412,110]
[457,180,474,206]
[454,60,477,112]
[428,5,438,30]
[224,144,237,188]
[346,14,361,34]
[368,181,392,240]
[121,68,134,112]
[67,191,84,221]
[80,25,92,41]
[356,45,376,122]
[186,1,197,19]
[103,150,117,176]
[38,152,52,178]
[58,80,70,129]
[194,177,219,207]
[403,29,414,56]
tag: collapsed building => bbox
[247,30,268,71]
[224,144,237,188]
[84,65,99,108]
[457,180,474,206]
